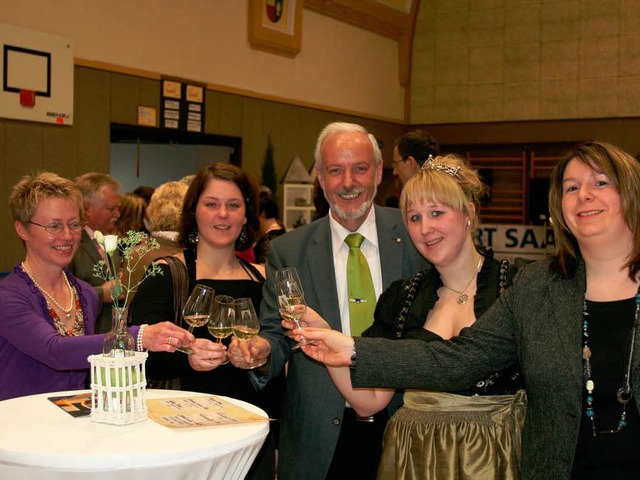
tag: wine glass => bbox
[176,284,215,354]
[232,297,266,369]
[275,267,313,350]
[207,295,234,365]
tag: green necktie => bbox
[345,233,376,336]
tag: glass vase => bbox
[103,306,135,357]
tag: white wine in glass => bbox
[176,284,215,354]
[275,267,314,350]
[276,281,310,350]
[232,297,265,369]
[208,295,234,365]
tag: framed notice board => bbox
[160,79,205,133]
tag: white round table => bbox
[0,389,269,480]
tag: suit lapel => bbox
[81,230,104,265]
[306,218,342,331]
[375,206,404,289]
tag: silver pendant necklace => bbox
[442,256,483,305]
[22,262,75,319]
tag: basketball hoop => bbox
[19,89,36,108]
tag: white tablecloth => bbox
[0,389,269,480]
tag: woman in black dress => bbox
[131,163,284,480]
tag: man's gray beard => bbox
[327,185,377,222]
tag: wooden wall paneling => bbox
[241,97,266,174]
[216,92,244,138]
[139,78,161,113]
[110,74,140,125]
[42,125,78,179]
[204,90,224,134]
[5,122,43,181]
[76,68,111,173]
[4,121,44,269]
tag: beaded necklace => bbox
[21,262,75,320]
[582,285,640,436]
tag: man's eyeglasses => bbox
[391,158,407,168]
[28,220,85,234]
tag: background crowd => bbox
[2,122,640,480]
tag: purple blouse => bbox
[0,264,140,400]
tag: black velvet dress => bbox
[131,248,284,480]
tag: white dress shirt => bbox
[328,208,383,337]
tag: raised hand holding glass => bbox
[176,284,215,354]
[232,298,266,369]
[275,267,314,350]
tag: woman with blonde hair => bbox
[298,141,640,477]
[289,154,525,479]
[0,172,194,401]
[124,181,189,302]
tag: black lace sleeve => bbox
[361,278,409,339]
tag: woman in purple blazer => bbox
[0,172,194,401]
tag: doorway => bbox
[109,124,242,191]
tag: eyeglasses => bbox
[28,220,85,234]
[390,158,406,168]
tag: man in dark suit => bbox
[231,122,427,480]
[69,173,121,333]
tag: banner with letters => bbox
[476,224,555,262]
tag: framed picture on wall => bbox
[248,0,302,57]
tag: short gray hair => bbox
[75,172,121,200]
[314,122,382,169]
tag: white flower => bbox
[103,235,118,254]
[94,230,105,247]
[92,231,162,310]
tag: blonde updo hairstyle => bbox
[146,181,188,232]
[399,154,486,232]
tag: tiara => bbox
[421,155,461,178]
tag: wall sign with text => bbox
[160,79,205,132]
[476,224,555,261]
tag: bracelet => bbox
[349,340,357,370]
[137,324,148,352]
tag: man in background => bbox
[391,129,439,185]
[231,122,426,479]
[70,173,121,333]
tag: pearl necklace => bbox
[441,256,483,305]
[22,262,75,320]
[582,285,640,436]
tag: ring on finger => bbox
[167,336,173,345]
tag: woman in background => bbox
[254,191,286,264]
[114,192,146,236]
[0,172,194,401]
[124,180,188,303]
[131,163,284,480]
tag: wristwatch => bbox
[349,341,357,370]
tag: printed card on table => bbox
[147,395,270,428]
[48,392,93,417]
